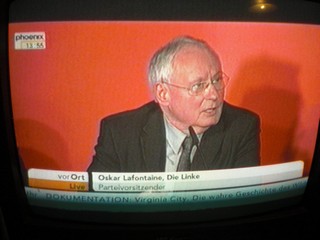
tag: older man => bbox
[87,36,260,173]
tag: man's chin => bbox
[192,120,219,134]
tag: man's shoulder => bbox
[101,101,161,126]
[222,102,260,124]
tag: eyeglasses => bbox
[162,71,229,96]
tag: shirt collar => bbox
[163,117,187,154]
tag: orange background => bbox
[9,22,320,175]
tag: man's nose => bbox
[204,82,219,100]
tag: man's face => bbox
[165,46,225,134]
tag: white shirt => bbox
[163,117,200,172]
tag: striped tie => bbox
[177,136,193,171]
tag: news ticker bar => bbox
[25,177,308,212]
[28,161,304,192]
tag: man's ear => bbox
[154,83,170,106]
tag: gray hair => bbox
[147,36,221,89]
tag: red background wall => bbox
[9,22,320,175]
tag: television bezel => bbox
[1,0,320,239]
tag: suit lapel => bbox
[192,111,226,170]
[140,107,166,172]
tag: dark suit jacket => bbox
[87,101,260,172]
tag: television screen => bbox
[2,0,320,239]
